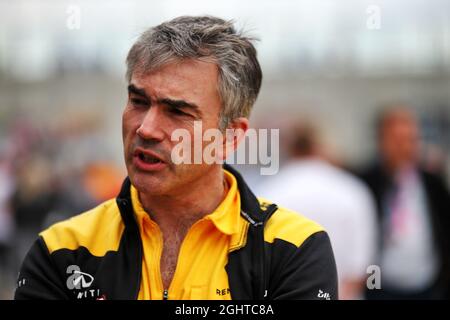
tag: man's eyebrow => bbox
[127,85,202,117]
[127,84,149,100]
[157,98,202,117]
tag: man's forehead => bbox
[133,59,218,83]
[130,60,220,102]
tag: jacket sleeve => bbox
[269,231,339,300]
[14,237,69,300]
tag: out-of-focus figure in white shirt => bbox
[256,122,377,300]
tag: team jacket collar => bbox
[128,169,241,236]
[116,164,274,230]
[223,164,274,224]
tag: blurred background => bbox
[0,0,449,299]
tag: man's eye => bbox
[130,98,148,107]
[169,107,189,117]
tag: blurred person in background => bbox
[257,120,377,300]
[0,143,16,298]
[10,156,60,267]
[4,115,121,299]
[360,106,450,299]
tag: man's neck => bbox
[138,167,227,232]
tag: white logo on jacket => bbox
[317,289,331,300]
[66,265,94,289]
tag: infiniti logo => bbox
[66,265,94,290]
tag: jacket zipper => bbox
[163,289,168,300]
[256,204,278,300]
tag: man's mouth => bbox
[133,148,167,169]
[137,152,163,164]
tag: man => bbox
[15,16,337,300]
[360,106,450,299]
[257,121,377,299]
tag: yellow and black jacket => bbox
[15,165,338,300]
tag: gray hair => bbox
[126,15,262,129]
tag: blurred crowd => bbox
[0,115,125,299]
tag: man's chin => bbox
[129,172,168,195]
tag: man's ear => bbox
[219,117,249,161]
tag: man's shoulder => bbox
[258,197,325,248]
[39,198,125,257]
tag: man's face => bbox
[122,59,223,195]
[380,112,420,171]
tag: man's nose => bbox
[136,106,165,141]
